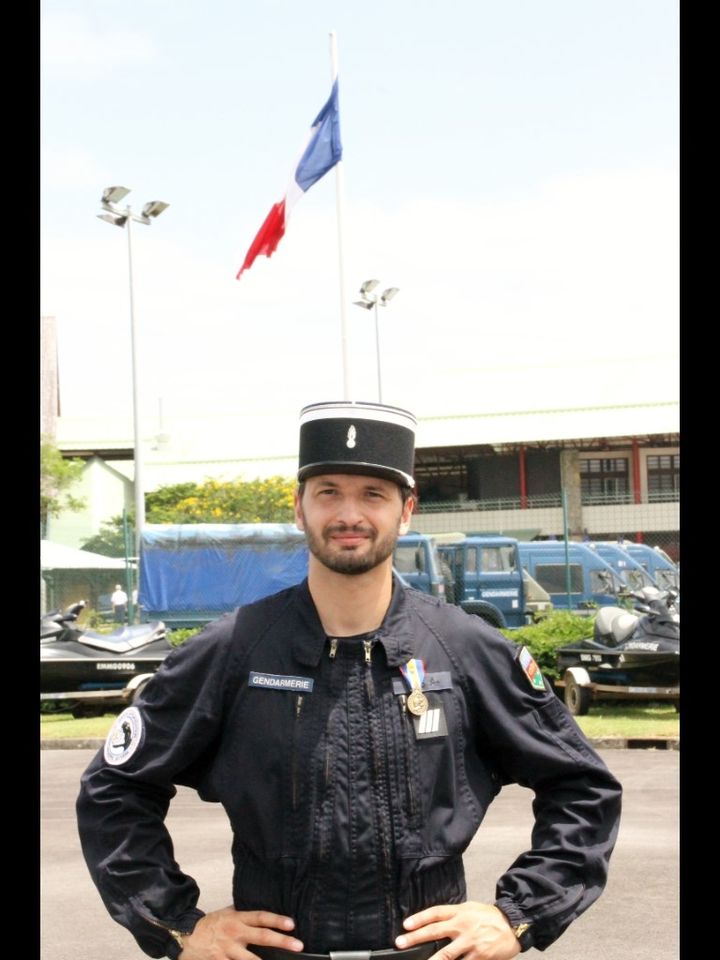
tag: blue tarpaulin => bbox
[139,524,309,621]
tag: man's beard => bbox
[304,521,400,575]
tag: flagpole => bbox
[329,30,351,400]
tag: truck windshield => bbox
[481,546,517,572]
[394,544,425,574]
[590,569,619,595]
[655,568,679,590]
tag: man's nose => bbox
[334,496,365,525]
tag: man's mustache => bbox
[324,523,375,537]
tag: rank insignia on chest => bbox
[411,693,448,740]
[517,645,546,691]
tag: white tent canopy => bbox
[41,540,129,571]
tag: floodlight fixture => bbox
[353,299,374,310]
[97,212,128,228]
[142,200,170,219]
[102,185,131,205]
[380,287,399,304]
[359,279,379,296]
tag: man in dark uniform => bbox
[77,400,622,960]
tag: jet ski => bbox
[40,600,172,696]
[555,587,679,714]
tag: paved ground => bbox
[41,748,678,960]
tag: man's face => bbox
[295,474,414,576]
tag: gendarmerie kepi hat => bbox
[298,401,416,488]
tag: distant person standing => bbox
[111,584,128,622]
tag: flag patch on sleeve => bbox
[517,646,546,690]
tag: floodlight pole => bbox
[125,214,144,568]
[373,300,383,403]
[353,281,399,404]
[97,189,168,617]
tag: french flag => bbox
[237,80,343,278]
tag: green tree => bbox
[80,477,297,551]
[145,476,296,523]
[40,436,86,535]
[81,515,133,557]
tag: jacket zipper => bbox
[362,638,395,938]
[292,694,304,810]
[132,901,193,944]
[398,695,418,819]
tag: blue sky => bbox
[41,0,678,428]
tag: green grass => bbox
[40,711,119,739]
[573,703,679,739]
[40,701,679,742]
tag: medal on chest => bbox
[400,658,429,715]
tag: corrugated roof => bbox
[56,400,678,461]
[41,541,129,570]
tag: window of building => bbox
[580,458,630,502]
[647,454,680,501]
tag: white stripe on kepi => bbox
[299,401,417,430]
[419,708,440,734]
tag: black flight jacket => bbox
[76,577,622,958]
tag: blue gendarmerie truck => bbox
[515,540,626,613]
[138,525,551,631]
[396,532,552,629]
[139,524,310,628]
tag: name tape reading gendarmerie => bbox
[249,672,315,693]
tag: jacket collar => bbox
[291,574,417,668]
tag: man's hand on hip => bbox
[395,902,521,960]
[180,907,304,960]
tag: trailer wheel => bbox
[564,676,592,716]
[132,679,150,704]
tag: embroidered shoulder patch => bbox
[517,645,546,691]
[104,706,144,766]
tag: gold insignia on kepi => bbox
[517,645,546,690]
[346,425,357,448]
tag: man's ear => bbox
[294,488,305,531]
[399,494,415,536]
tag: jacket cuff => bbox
[162,909,204,959]
[494,899,535,953]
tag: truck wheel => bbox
[564,676,592,716]
[468,609,503,629]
